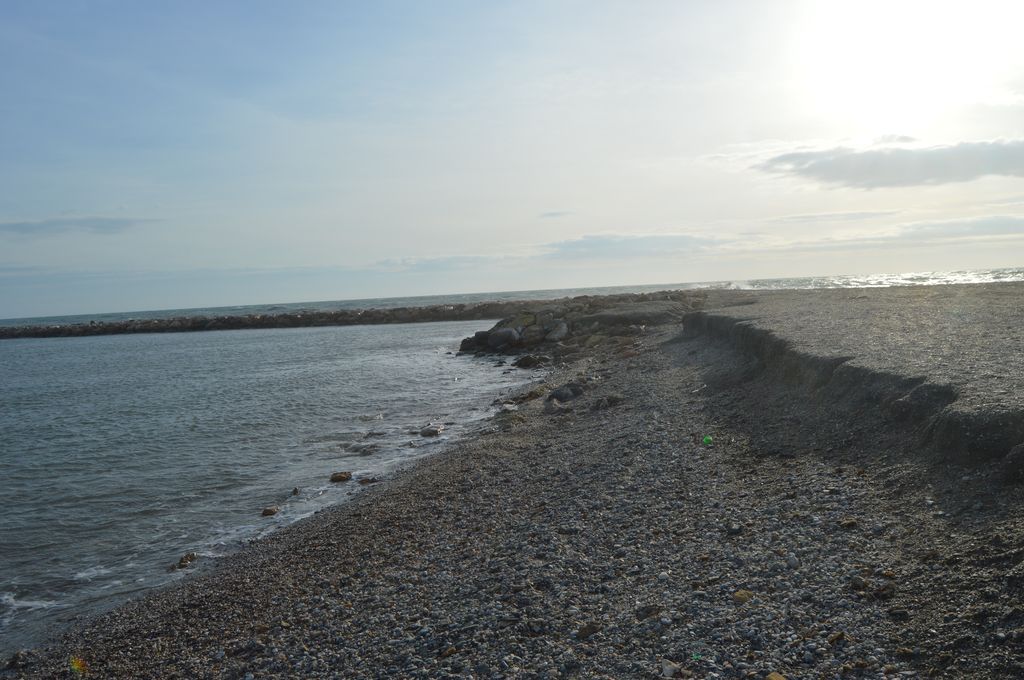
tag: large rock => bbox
[520,324,547,346]
[545,321,569,342]
[513,354,550,369]
[330,471,353,482]
[487,328,520,350]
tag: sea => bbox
[1,267,1022,655]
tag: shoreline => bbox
[7,283,1024,678]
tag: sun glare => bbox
[790,0,1024,134]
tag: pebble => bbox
[16,320,1020,679]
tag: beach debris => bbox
[702,435,713,446]
[661,658,683,677]
[828,630,849,645]
[766,673,788,680]
[420,423,444,437]
[261,506,279,517]
[69,656,89,675]
[838,517,859,529]
[330,471,353,483]
[732,589,755,604]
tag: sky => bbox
[2,0,1024,318]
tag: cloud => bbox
[758,215,1024,254]
[774,210,900,223]
[757,139,1024,188]
[984,194,1024,207]
[373,255,499,273]
[0,217,153,237]
[542,233,718,259]
[873,135,916,145]
[538,211,572,219]
[898,215,1024,240]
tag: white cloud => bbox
[541,233,718,259]
[773,210,900,223]
[757,140,1024,188]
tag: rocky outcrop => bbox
[458,291,706,357]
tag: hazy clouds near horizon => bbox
[2,0,1024,317]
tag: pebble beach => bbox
[7,283,1024,679]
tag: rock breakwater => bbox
[1,291,707,341]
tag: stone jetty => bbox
[0,291,706,340]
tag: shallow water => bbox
[0,321,533,654]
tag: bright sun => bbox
[790,0,1024,134]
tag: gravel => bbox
[8,284,1024,679]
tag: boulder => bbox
[545,321,569,342]
[330,471,353,482]
[261,506,279,517]
[513,354,550,369]
[420,424,445,437]
[487,327,520,349]
[520,324,547,346]
[548,382,585,402]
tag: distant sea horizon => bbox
[3,266,1023,329]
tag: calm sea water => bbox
[2,267,1022,654]
[0,321,533,654]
